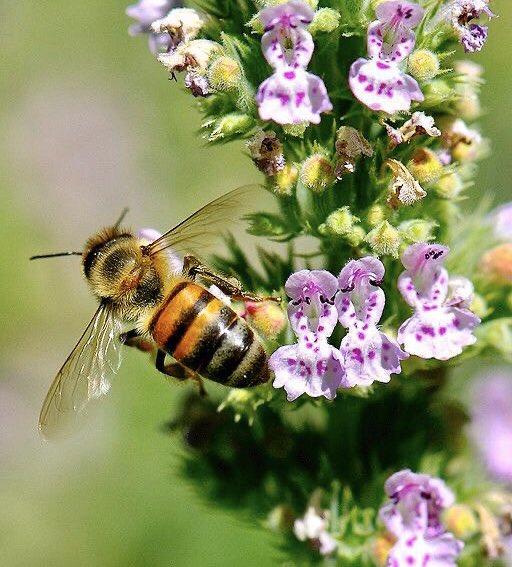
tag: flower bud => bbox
[480,244,512,285]
[267,505,295,532]
[206,113,254,141]
[370,533,395,567]
[422,79,453,106]
[217,389,266,425]
[408,49,440,82]
[398,219,438,243]
[367,204,387,226]
[407,148,443,185]
[246,301,287,338]
[470,293,488,319]
[309,8,341,34]
[273,163,299,196]
[318,207,357,236]
[451,140,480,163]
[365,221,401,258]
[247,130,285,176]
[300,154,335,193]
[208,56,241,91]
[433,173,463,199]
[346,226,366,247]
[445,505,478,539]
[282,123,308,137]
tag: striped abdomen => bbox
[150,281,269,387]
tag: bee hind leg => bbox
[155,350,207,397]
[120,329,155,353]
[182,254,281,304]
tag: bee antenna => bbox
[114,207,129,229]
[30,251,83,260]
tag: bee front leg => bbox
[182,255,281,304]
[155,350,207,397]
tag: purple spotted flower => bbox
[126,0,177,54]
[368,1,424,63]
[448,0,495,53]
[257,67,333,125]
[380,470,463,567]
[256,1,332,125]
[270,270,347,401]
[470,370,512,483]
[336,257,408,386]
[349,1,424,114]
[260,0,315,70]
[397,243,480,360]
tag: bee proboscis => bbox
[33,186,280,438]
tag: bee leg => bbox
[120,329,154,353]
[155,350,207,397]
[182,254,281,304]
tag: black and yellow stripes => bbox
[150,282,269,387]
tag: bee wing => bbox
[39,303,123,439]
[145,184,264,259]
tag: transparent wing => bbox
[145,185,265,259]
[39,303,123,439]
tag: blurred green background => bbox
[0,2,509,566]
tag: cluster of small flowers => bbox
[293,506,338,556]
[379,470,463,566]
[127,0,495,121]
[270,242,480,401]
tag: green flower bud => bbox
[318,207,358,236]
[273,163,298,196]
[470,293,488,319]
[434,173,463,199]
[208,56,241,91]
[206,113,254,141]
[309,8,341,34]
[367,204,387,226]
[282,123,308,137]
[365,221,401,258]
[300,153,335,193]
[408,49,440,82]
[422,79,453,107]
[398,219,438,243]
[407,148,443,185]
[246,212,288,237]
[346,226,366,247]
[246,13,264,34]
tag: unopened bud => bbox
[480,244,512,285]
[408,49,440,82]
[371,533,396,567]
[282,122,308,137]
[208,56,241,91]
[470,293,488,318]
[346,226,366,247]
[267,505,295,532]
[309,8,341,34]
[319,206,358,236]
[452,140,480,162]
[398,219,438,243]
[367,204,387,226]
[423,79,453,106]
[247,130,285,176]
[434,173,463,199]
[407,148,443,185]
[445,505,478,539]
[300,153,335,193]
[273,163,299,196]
[206,113,254,141]
[246,301,287,338]
[365,221,401,258]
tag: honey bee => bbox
[32,186,280,438]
